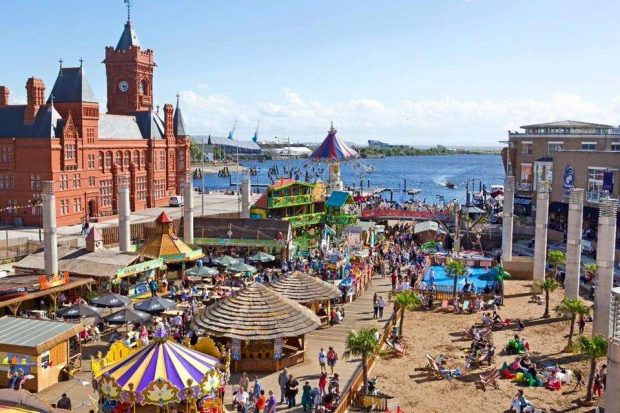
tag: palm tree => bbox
[445,259,468,298]
[493,264,511,303]
[535,277,559,318]
[554,298,591,346]
[343,328,379,393]
[577,335,609,402]
[547,249,566,280]
[393,291,422,338]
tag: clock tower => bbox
[104,15,155,115]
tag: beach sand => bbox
[372,281,603,413]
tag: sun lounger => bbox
[425,354,444,380]
[476,367,499,391]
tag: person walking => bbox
[326,346,338,375]
[377,296,386,319]
[277,368,288,405]
[301,381,312,412]
[373,292,379,319]
[285,374,299,408]
[254,390,266,413]
[318,348,327,374]
[318,372,328,397]
[265,390,277,413]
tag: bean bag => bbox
[546,380,561,391]
[502,369,516,379]
[515,372,524,382]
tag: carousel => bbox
[93,329,226,412]
[269,270,341,325]
[192,283,321,372]
[310,122,359,194]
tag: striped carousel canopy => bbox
[96,336,223,406]
[310,123,358,162]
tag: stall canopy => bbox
[269,271,341,304]
[325,191,354,208]
[0,316,84,356]
[189,217,291,249]
[140,212,204,263]
[96,335,223,405]
[192,283,321,340]
[310,124,358,162]
[414,221,446,234]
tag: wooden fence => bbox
[333,311,401,413]
[100,218,181,246]
[0,237,44,260]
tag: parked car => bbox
[169,195,184,207]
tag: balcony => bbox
[586,190,609,203]
[283,212,324,228]
[268,193,313,209]
[324,214,358,226]
[518,182,533,191]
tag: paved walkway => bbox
[225,275,392,411]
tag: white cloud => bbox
[179,89,620,146]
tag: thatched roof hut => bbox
[193,283,320,340]
[269,271,341,304]
[140,211,203,263]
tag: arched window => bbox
[133,150,140,166]
[99,152,104,171]
[140,150,146,167]
[105,151,112,169]
[124,150,131,167]
[115,151,122,166]
[139,80,148,95]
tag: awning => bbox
[194,238,286,248]
[115,258,165,279]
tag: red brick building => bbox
[0,17,190,227]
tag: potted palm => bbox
[393,291,422,338]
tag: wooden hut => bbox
[192,283,320,372]
[0,316,83,392]
[269,271,341,325]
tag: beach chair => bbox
[462,300,471,313]
[476,367,500,391]
[425,355,444,380]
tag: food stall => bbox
[0,316,83,392]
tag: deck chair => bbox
[425,355,444,380]
[476,367,500,391]
[462,300,471,313]
[440,300,450,312]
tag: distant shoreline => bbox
[358,147,500,158]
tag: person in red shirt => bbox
[255,390,267,413]
[318,372,328,397]
[391,271,398,291]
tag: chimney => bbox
[0,86,9,107]
[183,173,194,244]
[117,174,131,252]
[42,181,58,276]
[25,77,45,124]
[163,104,174,138]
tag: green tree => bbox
[547,249,566,280]
[577,335,609,402]
[492,264,511,303]
[445,259,468,298]
[535,277,559,318]
[393,291,422,338]
[554,298,591,346]
[343,328,379,393]
[190,140,203,162]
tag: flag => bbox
[228,131,233,140]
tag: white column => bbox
[593,198,618,337]
[42,181,57,276]
[501,176,515,263]
[532,182,550,287]
[607,287,620,413]
[241,173,251,219]
[183,173,194,244]
[118,175,131,253]
[565,188,584,299]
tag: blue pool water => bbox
[424,265,494,290]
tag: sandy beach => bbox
[372,281,602,413]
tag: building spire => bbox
[176,92,180,107]
[125,0,132,23]
[58,58,63,69]
[79,57,84,68]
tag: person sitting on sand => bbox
[510,357,528,374]
[510,390,534,413]
[529,294,543,304]
[438,359,462,380]
[492,311,503,324]
[481,313,493,326]
[515,319,525,331]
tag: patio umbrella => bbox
[133,296,177,314]
[91,293,131,308]
[249,252,276,263]
[57,304,102,320]
[213,255,240,267]
[104,308,151,325]
[227,262,257,274]
[186,266,219,277]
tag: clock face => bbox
[118,80,129,93]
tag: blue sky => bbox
[2,0,620,145]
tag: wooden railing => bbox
[332,311,400,413]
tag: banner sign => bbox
[231,339,241,361]
[603,171,614,192]
[38,272,69,290]
[116,258,164,279]
[562,164,575,197]
[273,337,283,360]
